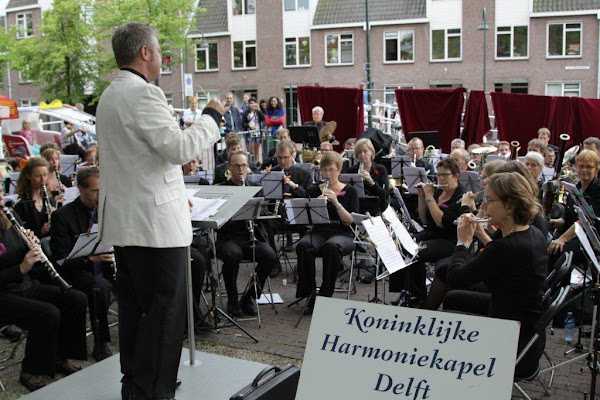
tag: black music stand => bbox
[391,156,412,181]
[339,174,365,198]
[403,167,428,194]
[284,198,330,327]
[459,171,483,193]
[289,126,320,148]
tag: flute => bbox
[415,182,448,189]
[1,207,71,290]
[453,217,491,225]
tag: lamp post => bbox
[365,0,372,128]
[478,8,489,92]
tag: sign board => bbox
[296,297,519,400]
[184,73,194,97]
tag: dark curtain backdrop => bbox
[462,90,491,146]
[491,92,598,147]
[395,88,465,153]
[297,86,364,150]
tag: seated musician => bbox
[296,151,358,314]
[447,173,547,379]
[497,141,511,159]
[263,128,296,169]
[214,134,243,184]
[49,167,114,361]
[271,140,312,196]
[216,151,276,317]
[527,138,547,156]
[345,138,389,215]
[0,209,87,391]
[583,137,600,159]
[544,148,556,169]
[407,137,433,175]
[548,150,600,265]
[524,151,545,202]
[537,127,558,152]
[392,158,465,304]
[304,106,327,131]
[41,147,72,201]
[450,138,465,151]
[14,157,55,238]
[449,148,470,173]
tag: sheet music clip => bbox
[284,198,330,225]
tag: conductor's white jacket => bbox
[96,70,219,248]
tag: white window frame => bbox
[195,42,219,72]
[546,22,582,59]
[19,99,38,107]
[231,40,257,70]
[283,36,311,68]
[545,81,581,97]
[16,12,33,39]
[430,28,462,62]
[495,25,529,60]
[383,30,415,64]
[232,0,256,15]
[324,33,354,66]
[284,0,309,12]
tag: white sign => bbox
[184,73,194,97]
[296,298,520,400]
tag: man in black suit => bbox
[49,167,114,361]
[271,140,312,196]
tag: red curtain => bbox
[297,86,364,150]
[462,90,491,146]
[395,88,465,153]
[573,98,600,144]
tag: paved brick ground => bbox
[0,253,597,399]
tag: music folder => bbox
[57,231,113,266]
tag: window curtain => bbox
[297,86,364,150]
[395,88,466,152]
[462,90,491,146]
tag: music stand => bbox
[248,171,284,200]
[403,167,428,194]
[563,181,599,224]
[339,174,365,198]
[459,171,482,193]
[391,156,413,180]
[290,126,320,148]
[60,154,80,176]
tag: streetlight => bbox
[478,8,489,92]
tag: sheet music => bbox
[186,189,226,222]
[382,207,419,256]
[361,216,406,274]
[60,155,79,175]
[284,198,328,224]
[404,167,428,194]
[63,186,80,205]
[391,156,412,179]
[575,222,600,272]
[339,174,365,198]
[261,171,284,199]
[57,231,113,266]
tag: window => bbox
[160,54,173,74]
[284,37,310,67]
[430,83,463,89]
[232,0,256,15]
[285,87,298,125]
[16,12,33,39]
[547,23,581,57]
[431,28,461,61]
[195,42,218,71]
[545,82,580,97]
[197,90,218,109]
[494,82,528,94]
[233,40,256,69]
[384,31,414,63]
[19,99,38,107]
[325,33,353,65]
[284,0,309,11]
[496,26,528,59]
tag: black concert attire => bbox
[49,197,114,357]
[304,120,327,131]
[0,226,87,377]
[213,162,228,185]
[216,180,276,314]
[345,163,390,215]
[390,185,466,302]
[296,184,358,301]
[271,163,313,197]
[445,227,547,379]
[14,196,54,238]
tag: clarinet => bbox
[41,185,54,226]
[55,170,65,195]
[1,207,71,290]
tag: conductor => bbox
[96,23,223,400]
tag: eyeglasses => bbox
[231,164,248,169]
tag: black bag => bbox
[229,365,300,400]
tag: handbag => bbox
[229,365,300,400]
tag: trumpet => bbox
[1,207,71,290]
[467,160,478,170]
[510,141,521,160]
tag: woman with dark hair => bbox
[14,157,55,238]
[448,172,547,379]
[264,96,286,137]
[391,158,466,304]
[0,210,87,391]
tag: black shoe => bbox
[0,324,22,342]
[240,296,257,316]
[226,301,243,318]
[20,372,53,392]
[93,341,113,362]
[269,264,282,279]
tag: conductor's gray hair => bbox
[112,23,157,68]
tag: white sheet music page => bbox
[575,222,600,272]
[382,207,419,256]
[361,216,405,274]
[186,189,226,221]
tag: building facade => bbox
[2,0,599,121]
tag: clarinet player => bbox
[96,23,223,400]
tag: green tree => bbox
[0,0,98,104]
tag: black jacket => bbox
[271,164,312,198]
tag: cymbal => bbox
[319,121,337,142]
[470,146,497,155]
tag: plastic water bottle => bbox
[564,312,576,344]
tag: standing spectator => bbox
[223,92,243,133]
[16,120,35,145]
[240,93,251,115]
[243,98,265,164]
[265,96,286,137]
[182,96,201,127]
[259,99,268,115]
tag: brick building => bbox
[2,0,599,122]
